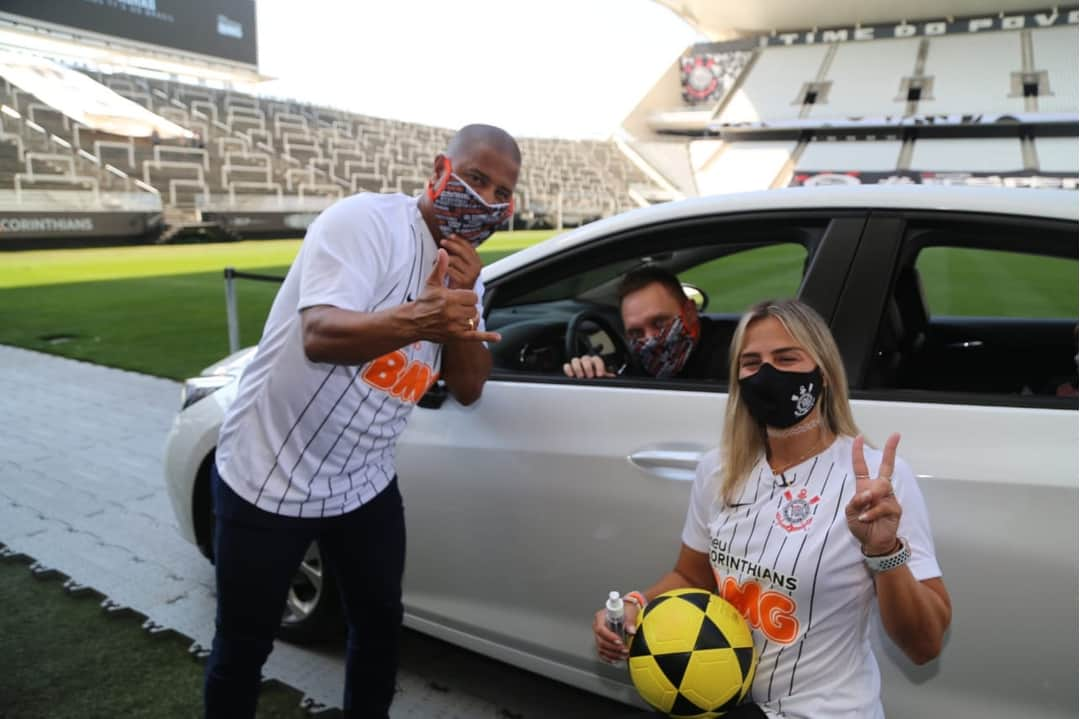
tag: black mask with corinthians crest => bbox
[738,363,824,429]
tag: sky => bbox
[254,0,703,140]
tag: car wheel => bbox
[277,540,344,643]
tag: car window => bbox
[916,246,1077,319]
[678,243,807,313]
[484,217,832,385]
[864,221,1078,401]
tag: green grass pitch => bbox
[0,231,1073,380]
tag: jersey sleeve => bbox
[681,448,721,553]
[889,456,943,581]
[297,198,390,313]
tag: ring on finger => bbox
[855,474,871,480]
[467,317,475,331]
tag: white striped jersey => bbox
[216,193,484,518]
[682,436,941,718]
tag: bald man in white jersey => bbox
[205,125,520,719]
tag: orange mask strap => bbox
[427,157,452,201]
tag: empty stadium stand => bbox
[0,64,660,241]
[0,9,1075,245]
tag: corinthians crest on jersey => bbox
[776,487,821,532]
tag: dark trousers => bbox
[204,464,406,719]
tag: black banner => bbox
[691,6,1077,52]
[202,210,319,238]
[0,211,163,245]
[790,170,1079,190]
[2,0,257,66]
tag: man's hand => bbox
[412,249,499,344]
[441,234,483,290]
[563,355,615,379]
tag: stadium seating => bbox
[0,21,1073,223]
[917,32,1026,116]
[1032,26,1080,113]
[634,23,1078,196]
[716,44,833,124]
[0,68,659,230]
[711,26,1077,123]
[805,38,922,119]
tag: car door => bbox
[395,210,865,699]
[832,210,1079,719]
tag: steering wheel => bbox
[564,310,633,375]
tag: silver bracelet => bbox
[863,537,911,573]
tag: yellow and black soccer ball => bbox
[628,588,756,718]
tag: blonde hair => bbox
[720,299,861,504]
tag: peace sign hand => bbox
[845,433,902,557]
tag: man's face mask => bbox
[738,363,824,429]
[630,308,700,379]
[427,158,513,247]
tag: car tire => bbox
[277,540,345,644]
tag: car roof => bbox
[486,185,1078,279]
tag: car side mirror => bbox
[418,380,449,409]
[682,283,708,312]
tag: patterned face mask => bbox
[427,158,513,247]
[630,309,701,378]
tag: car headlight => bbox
[200,346,257,378]
[180,375,234,410]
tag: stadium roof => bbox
[655,1,1065,40]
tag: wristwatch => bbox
[863,537,911,573]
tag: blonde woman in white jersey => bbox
[593,298,951,718]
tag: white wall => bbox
[717,45,830,123]
[1032,26,1079,114]
[1034,137,1079,173]
[796,140,903,170]
[909,138,1025,171]
[810,38,920,119]
[918,32,1026,116]
[695,141,795,194]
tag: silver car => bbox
[164,185,1078,717]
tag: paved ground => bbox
[0,345,644,718]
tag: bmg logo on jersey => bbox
[361,350,438,403]
[709,538,800,644]
[775,488,821,532]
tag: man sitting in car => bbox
[563,266,728,381]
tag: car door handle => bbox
[945,340,984,349]
[627,448,704,482]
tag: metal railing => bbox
[223,267,285,353]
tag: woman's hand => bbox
[845,433,902,556]
[592,601,640,663]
